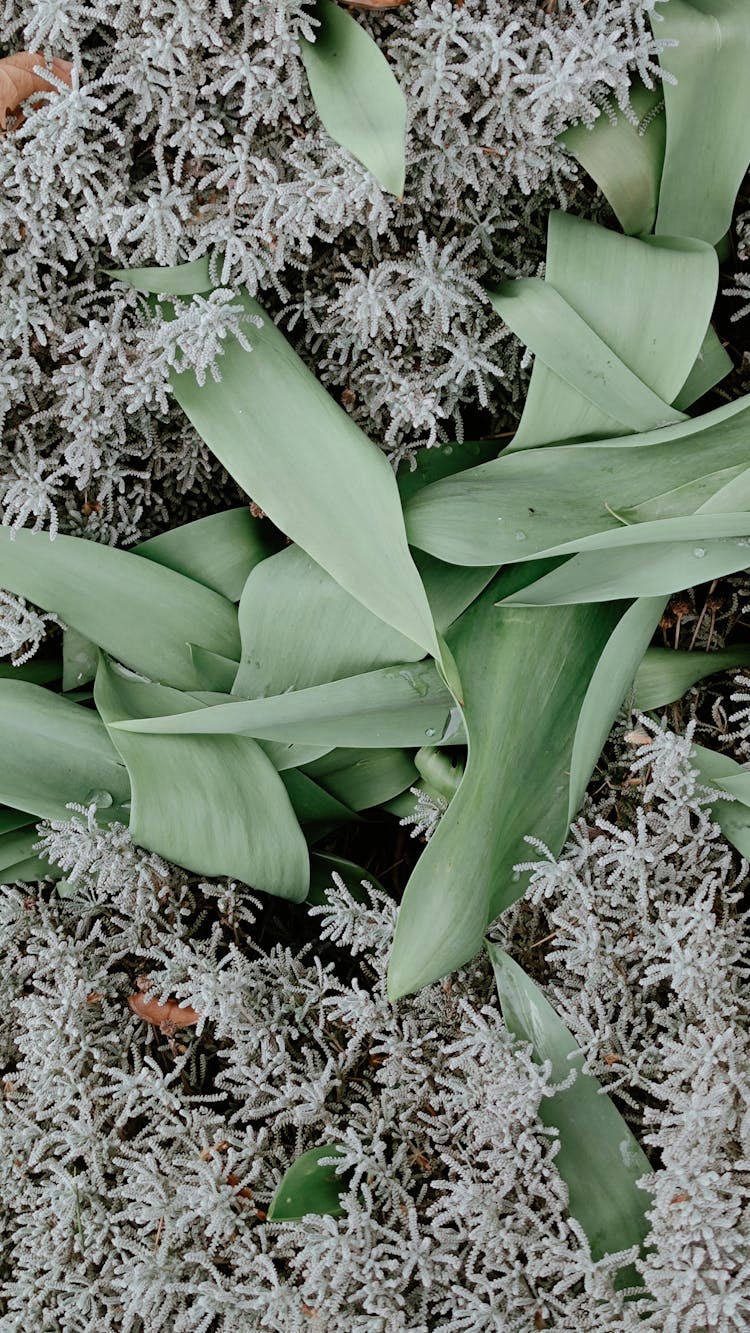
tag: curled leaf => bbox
[0,53,73,129]
[128,993,201,1029]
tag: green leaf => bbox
[653,0,750,246]
[405,394,750,567]
[559,79,665,236]
[112,661,459,750]
[267,1144,348,1222]
[113,274,439,662]
[280,769,358,829]
[0,680,130,824]
[106,255,214,295]
[134,507,279,602]
[187,645,239,694]
[301,747,417,810]
[62,627,98,692]
[501,214,718,451]
[301,0,406,196]
[234,544,422,699]
[634,645,750,711]
[568,597,666,821]
[94,657,309,900]
[502,535,750,607]
[0,527,240,692]
[387,572,621,998]
[672,325,733,411]
[488,276,684,435]
[487,943,651,1268]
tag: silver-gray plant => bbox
[1,0,665,541]
[0,716,748,1329]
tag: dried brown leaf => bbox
[0,52,73,130]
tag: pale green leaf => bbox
[300,0,406,196]
[653,0,750,245]
[0,527,239,692]
[405,394,750,567]
[234,544,422,699]
[502,536,750,606]
[503,214,717,451]
[634,645,750,711]
[387,571,620,998]
[487,276,683,434]
[267,1145,348,1221]
[95,657,309,900]
[106,255,213,295]
[0,680,130,824]
[301,747,417,810]
[134,507,279,602]
[113,275,439,660]
[568,597,666,821]
[559,79,665,235]
[487,943,651,1267]
[112,661,458,750]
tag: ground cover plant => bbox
[1,0,750,1327]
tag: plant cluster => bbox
[1,0,750,1326]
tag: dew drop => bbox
[514,530,527,542]
[84,789,113,809]
[424,728,437,738]
[693,547,706,559]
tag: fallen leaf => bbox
[127,993,201,1029]
[0,52,73,130]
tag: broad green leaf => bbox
[503,214,717,451]
[559,79,665,235]
[487,944,651,1267]
[502,536,750,607]
[405,395,750,566]
[106,255,213,295]
[488,276,683,435]
[115,274,439,661]
[267,1145,348,1221]
[634,645,750,711]
[95,657,309,900]
[300,0,406,196]
[568,597,666,821]
[301,747,417,810]
[234,544,422,699]
[653,0,750,246]
[134,508,279,602]
[112,661,459,750]
[0,527,239,692]
[0,680,130,824]
[387,571,621,998]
